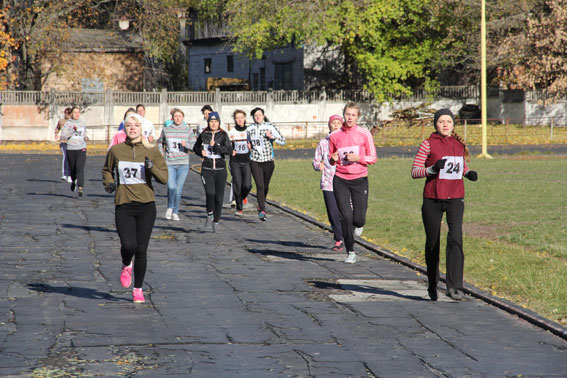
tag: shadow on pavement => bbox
[26,179,61,183]
[27,283,127,302]
[26,192,76,198]
[246,239,328,250]
[60,223,115,233]
[247,248,336,262]
[308,280,428,301]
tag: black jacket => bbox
[193,129,232,170]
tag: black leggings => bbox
[66,149,87,188]
[230,160,252,211]
[323,190,343,242]
[115,202,156,288]
[421,198,464,291]
[250,160,275,212]
[333,176,368,252]
[201,168,227,222]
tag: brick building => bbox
[41,28,145,92]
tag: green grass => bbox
[265,156,567,325]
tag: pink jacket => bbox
[108,130,127,150]
[328,125,377,180]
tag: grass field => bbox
[264,156,567,325]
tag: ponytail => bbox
[141,137,155,150]
[452,131,470,162]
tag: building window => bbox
[227,55,234,73]
[253,73,259,91]
[260,68,266,90]
[204,58,212,74]
[274,63,293,90]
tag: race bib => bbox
[250,135,264,151]
[337,145,360,165]
[167,138,184,152]
[234,140,249,154]
[118,161,146,185]
[205,145,221,159]
[439,156,464,180]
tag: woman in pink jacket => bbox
[329,102,377,263]
[313,115,344,252]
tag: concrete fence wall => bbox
[1,87,566,142]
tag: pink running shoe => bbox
[120,265,133,288]
[132,288,145,303]
[332,240,344,252]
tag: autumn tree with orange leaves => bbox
[498,0,567,100]
[1,0,193,90]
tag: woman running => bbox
[192,112,232,231]
[228,109,252,216]
[329,102,377,264]
[247,107,286,221]
[411,108,478,301]
[102,113,168,303]
[157,108,192,221]
[313,115,344,251]
[60,106,88,197]
[55,107,72,183]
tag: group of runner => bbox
[59,101,477,303]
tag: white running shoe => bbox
[165,208,173,220]
[344,252,357,264]
[205,214,213,229]
[354,227,363,237]
[61,176,67,181]
[66,176,72,183]
[172,213,180,221]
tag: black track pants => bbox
[115,202,156,288]
[323,190,343,242]
[230,160,252,211]
[201,168,227,222]
[66,149,86,188]
[421,198,465,291]
[333,176,368,252]
[250,160,275,213]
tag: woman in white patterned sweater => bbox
[313,115,344,251]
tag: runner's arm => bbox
[149,147,168,185]
[411,140,430,179]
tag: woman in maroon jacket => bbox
[411,109,478,301]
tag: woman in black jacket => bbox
[193,112,232,232]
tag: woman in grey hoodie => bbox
[61,106,88,197]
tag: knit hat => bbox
[328,115,344,127]
[207,111,220,124]
[124,113,144,124]
[433,109,455,128]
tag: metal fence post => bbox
[550,118,554,142]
